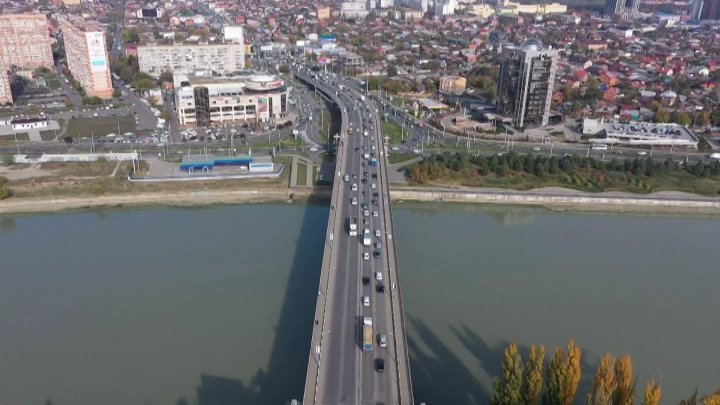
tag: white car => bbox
[373,211,378,217]
[375,272,383,281]
[371,183,376,189]
[375,230,381,237]
[363,295,370,307]
[363,252,370,260]
[363,210,369,217]
[351,196,358,205]
[638,151,647,156]
[344,175,350,182]
[352,183,358,191]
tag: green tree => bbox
[0,176,11,200]
[82,96,103,105]
[650,101,662,112]
[158,71,174,84]
[491,342,524,405]
[521,345,545,405]
[673,111,692,126]
[121,28,140,44]
[587,354,617,405]
[653,109,671,123]
[388,65,398,77]
[278,64,290,74]
[112,88,122,98]
[543,339,582,405]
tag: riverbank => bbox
[0,186,331,215]
[390,186,720,215]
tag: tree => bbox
[673,111,692,126]
[112,88,122,98]
[641,379,661,405]
[158,71,174,84]
[82,96,103,105]
[521,345,545,405]
[653,109,671,123]
[614,354,634,405]
[587,354,617,405]
[650,101,662,112]
[278,64,290,74]
[388,65,398,77]
[711,110,720,126]
[491,342,524,405]
[543,339,582,405]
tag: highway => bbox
[296,69,413,404]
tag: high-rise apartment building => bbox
[604,0,640,19]
[0,66,13,105]
[59,16,113,98]
[0,14,53,70]
[691,0,720,20]
[496,39,558,129]
[138,43,246,78]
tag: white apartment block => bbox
[59,17,113,99]
[138,43,246,78]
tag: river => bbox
[0,204,718,404]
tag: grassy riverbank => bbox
[406,152,720,196]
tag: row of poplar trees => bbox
[490,339,719,405]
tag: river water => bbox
[1,204,718,404]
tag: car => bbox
[373,192,379,198]
[363,172,369,177]
[372,174,377,179]
[363,210,369,217]
[371,183,377,189]
[361,203,368,210]
[362,178,367,184]
[375,242,382,249]
[375,230,381,237]
[375,272,383,281]
[363,295,370,307]
[373,251,380,258]
[352,174,358,179]
[344,175,350,182]
[376,283,385,293]
[372,199,378,206]
[362,276,370,285]
[378,334,388,347]
[638,151,647,156]
[351,197,358,205]
[375,358,385,372]
[363,252,370,260]
[352,183,358,191]
[373,211,379,217]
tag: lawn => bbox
[296,162,307,186]
[387,153,417,164]
[0,133,30,142]
[65,116,136,139]
[383,121,404,145]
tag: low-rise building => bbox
[439,75,467,95]
[175,74,289,127]
[587,120,698,148]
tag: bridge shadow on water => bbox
[191,200,329,405]
[408,318,598,405]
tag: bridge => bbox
[294,69,414,404]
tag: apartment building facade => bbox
[0,14,53,70]
[174,75,288,127]
[138,43,246,78]
[497,39,558,129]
[0,67,12,105]
[59,17,113,98]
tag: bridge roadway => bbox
[296,69,413,405]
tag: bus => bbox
[362,317,373,352]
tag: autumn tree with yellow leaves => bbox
[543,339,582,405]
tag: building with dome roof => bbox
[496,39,558,129]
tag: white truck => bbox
[348,217,358,236]
[363,229,371,246]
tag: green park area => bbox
[407,152,720,195]
[382,120,404,145]
[65,116,136,139]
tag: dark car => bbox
[376,283,385,293]
[373,251,380,258]
[372,174,377,179]
[362,276,370,285]
[375,358,385,372]
[373,192,379,198]
[362,178,367,184]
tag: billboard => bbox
[86,32,108,73]
[257,97,269,118]
[319,34,336,43]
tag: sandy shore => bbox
[2,184,720,216]
[0,187,331,215]
[390,186,720,215]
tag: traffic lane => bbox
[318,127,363,403]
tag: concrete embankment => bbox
[0,186,331,215]
[390,187,720,215]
